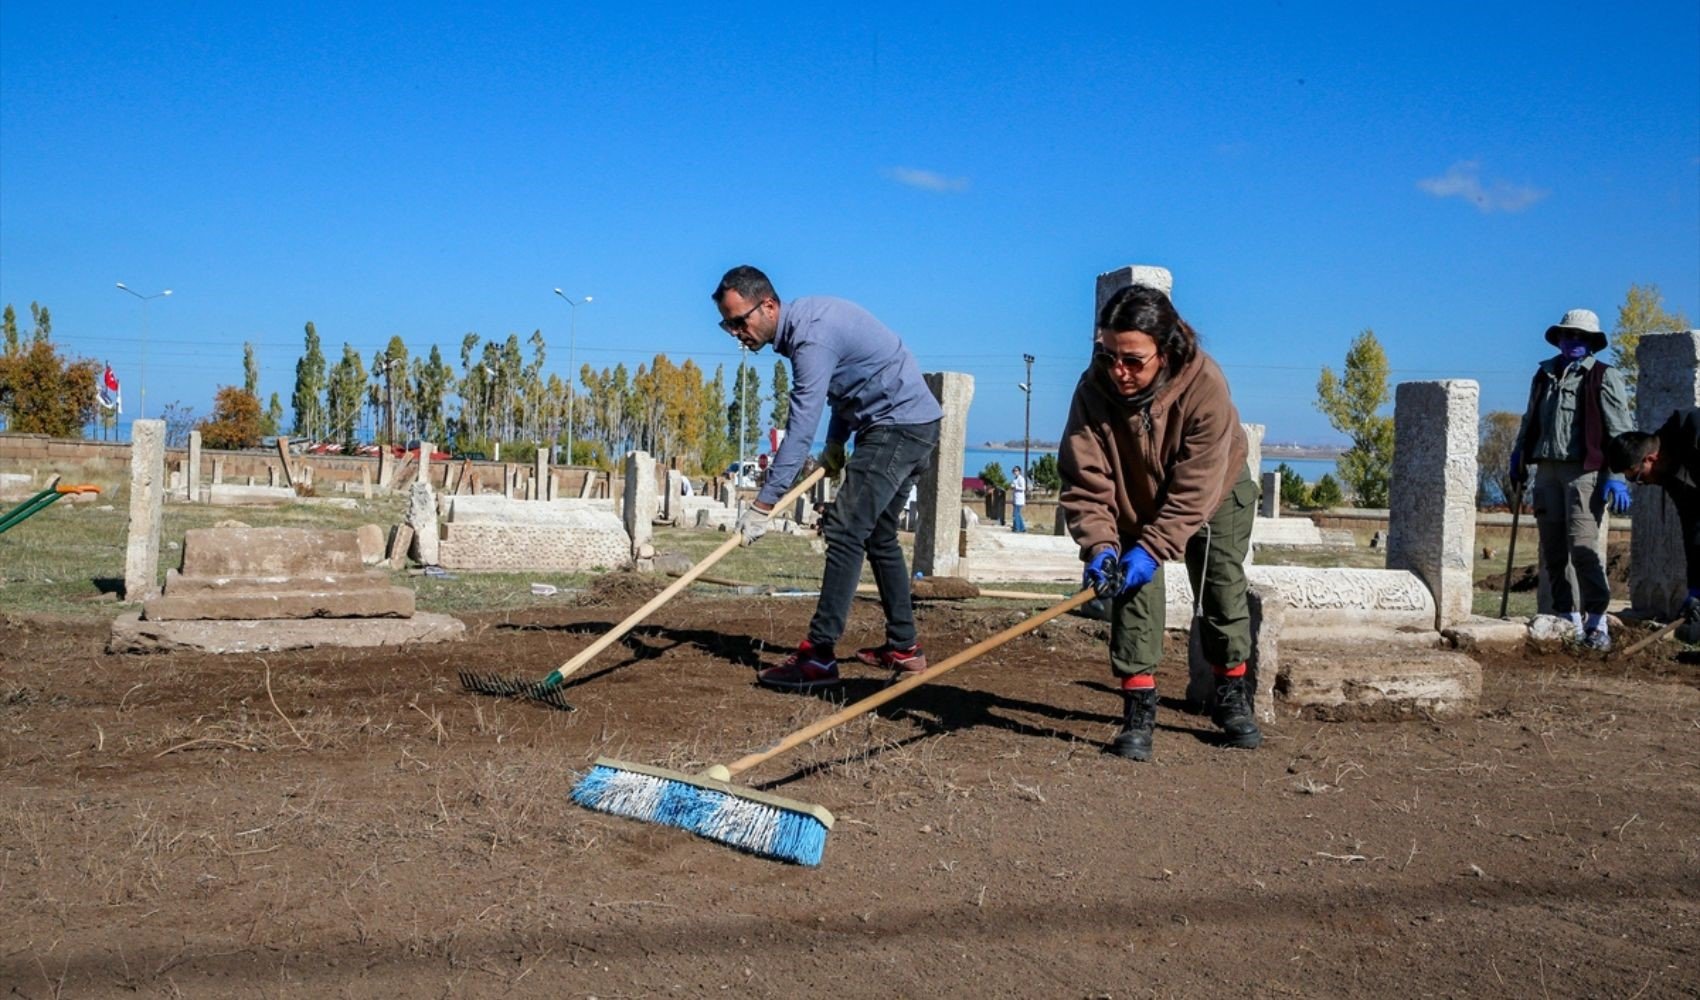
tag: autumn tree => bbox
[1477,410,1523,508]
[1608,283,1691,395]
[0,302,98,437]
[1316,329,1394,507]
[197,386,264,449]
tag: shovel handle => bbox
[1499,482,1524,620]
[725,588,1098,779]
[544,467,827,685]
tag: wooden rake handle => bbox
[546,467,827,684]
[724,587,1098,778]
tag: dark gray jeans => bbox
[1531,461,1610,617]
[808,420,941,651]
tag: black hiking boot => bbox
[1109,688,1157,762]
[1211,674,1263,749]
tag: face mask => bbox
[1558,336,1589,361]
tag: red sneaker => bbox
[853,643,928,675]
[757,641,840,690]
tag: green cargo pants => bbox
[1110,470,1257,679]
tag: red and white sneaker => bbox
[853,642,928,675]
[757,640,840,690]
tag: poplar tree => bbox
[1316,329,1394,508]
[291,321,327,440]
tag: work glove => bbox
[1117,546,1160,594]
[821,440,848,482]
[736,504,772,547]
[1508,448,1526,487]
[1601,478,1632,515]
[1083,546,1120,597]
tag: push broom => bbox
[460,467,827,710]
[571,586,1097,865]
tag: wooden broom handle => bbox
[725,587,1098,778]
[548,467,827,683]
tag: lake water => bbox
[963,447,1340,485]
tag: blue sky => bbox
[2,1,1696,447]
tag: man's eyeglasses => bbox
[720,301,764,334]
[1093,345,1159,374]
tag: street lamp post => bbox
[1019,353,1035,475]
[552,289,592,465]
[115,283,172,421]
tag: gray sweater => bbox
[757,296,942,507]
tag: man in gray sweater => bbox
[714,265,943,690]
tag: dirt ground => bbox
[3,594,1698,999]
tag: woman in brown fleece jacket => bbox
[1059,283,1261,761]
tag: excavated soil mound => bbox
[1478,541,1630,592]
[909,576,980,600]
[577,570,669,606]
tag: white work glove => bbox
[737,504,772,546]
[821,440,848,482]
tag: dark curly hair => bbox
[1096,284,1198,369]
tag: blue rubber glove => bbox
[1084,547,1120,597]
[1508,448,1526,486]
[1601,478,1632,515]
[1117,546,1160,593]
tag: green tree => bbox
[2,304,18,356]
[1477,410,1523,508]
[978,461,1009,491]
[292,321,327,440]
[325,343,367,451]
[1030,453,1061,493]
[28,302,51,345]
[264,392,283,437]
[699,364,735,477]
[1316,329,1394,508]
[242,342,259,395]
[727,360,761,457]
[771,360,790,428]
[1275,462,1310,509]
[1608,283,1691,395]
[1310,474,1344,508]
[197,386,264,449]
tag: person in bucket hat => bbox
[1511,307,1633,650]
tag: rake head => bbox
[458,671,575,711]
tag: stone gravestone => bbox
[534,451,548,501]
[1387,380,1479,630]
[212,459,224,485]
[418,442,434,490]
[1630,331,1700,617]
[622,451,657,562]
[407,483,440,566]
[187,431,202,502]
[664,469,686,525]
[1242,423,1264,488]
[1260,471,1280,519]
[1094,265,1173,348]
[124,420,167,601]
[914,372,974,577]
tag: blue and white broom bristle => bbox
[571,759,832,866]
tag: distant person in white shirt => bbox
[1011,466,1028,533]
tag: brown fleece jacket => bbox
[1058,348,1248,562]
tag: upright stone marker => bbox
[360,465,373,500]
[1630,331,1700,617]
[914,372,974,578]
[378,448,394,489]
[212,458,224,485]
[124,420,167,601]
[1260,471,1280,519]
[622,451,657,557]
[417,442,433,490]
[407,483,440,566]
[1094,265,1174,348]
[534,451,548,501]
[1387,380,1479,630]
[664,469,686,524]
[186,431,202,501]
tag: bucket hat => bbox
[1544,308,1607,353]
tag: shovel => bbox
[1498,480,1526,620]
[460,467,826,709]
